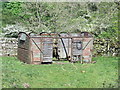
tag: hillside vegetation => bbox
[1,2,119,39]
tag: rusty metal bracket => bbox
[75,41,82,50]
[82,39,92,50]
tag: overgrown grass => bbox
[2,56,118,88]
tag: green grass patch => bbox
[2,56,118,88]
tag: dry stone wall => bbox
[0,37,119,57]
[0,37,18,56]
[93,39,119,56]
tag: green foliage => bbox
[2,2,23,26]
[2,56,118,88]
[88,2,98,12]
[3,2,22,15]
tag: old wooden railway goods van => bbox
[17,32,93,64]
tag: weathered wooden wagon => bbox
[17,32,93,64]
